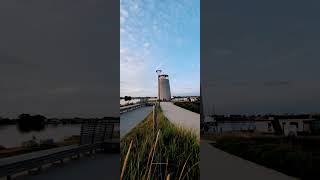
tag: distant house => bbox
[254,115,313,136]
[217,120,255,133]
[254,118,275,134]
[277,117,313,136]
[202,114,318,136]
[213,115,255,133]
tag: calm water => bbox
[0,107,151,147]
[120,106,152,138]
[0,124,81,148]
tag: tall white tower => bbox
[159,74,171,101]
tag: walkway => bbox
[16,154,119,180]
[160,102,200,136]
[120,106,152,138]
[200,141,296,180]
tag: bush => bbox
[0,145,6,150]
[17,114,46,132]
[213,135,320,179]
[174,102,200,114]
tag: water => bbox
[120,106,152,138]
[0,124,81,148]
[0,106,152,147]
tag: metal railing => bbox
[120,103,146,114]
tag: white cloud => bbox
[143,42,150,48]
[120,0,199,97]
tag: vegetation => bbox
[0,135,80,158]
[1,115,117,126]
[0,117,16,125]
[174,102,200,114]
[124,96,132,101]
[121,106,200,180]
[206,134,320,179]
[17,114,46,132]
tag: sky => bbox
[120,0,200,97]
[0,0,119,118]
[202,0,320,115]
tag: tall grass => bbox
[121,106,200,180]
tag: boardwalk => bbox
[160,102,200,136]
[200,141,296,180]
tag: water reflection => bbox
[0,124,81,148]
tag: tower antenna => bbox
[156,70,162,76]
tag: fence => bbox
[80,118,119,145]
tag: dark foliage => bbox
[17,114,46,133]
[124,96,132,101]
[213,135,320,179]
[174,102,200,114]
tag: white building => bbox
[254,119,274,134]
[278,118,312,136]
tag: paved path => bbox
[160,102,200,136]
[200,141,297,180]
[14,154,119,180]
[120,106,152,138]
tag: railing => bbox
[80,118,119,145]
[0,118,120,180]
[120,103,146,114]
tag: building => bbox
[212,115,256,133]
[276,115,313,135]
[216,120,255,133]
[254,117,275,134]
[159,74,171,101]
[202,114,318,136]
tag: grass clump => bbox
[121,106,200,180]
[211,134,320,179]
[173,102,200,114]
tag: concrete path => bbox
[160,102,200,136]
[120,106,152,138]
[200,141,297,180]
[14,154,119,180]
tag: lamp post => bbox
[156,70,162,101]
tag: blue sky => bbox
[120,0,200,97]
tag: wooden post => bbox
[153,104,157,133]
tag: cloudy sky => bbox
[202,0,320,115]
[120,0,200,97]
[0,0,119,118]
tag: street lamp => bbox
[156,70,162,101]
